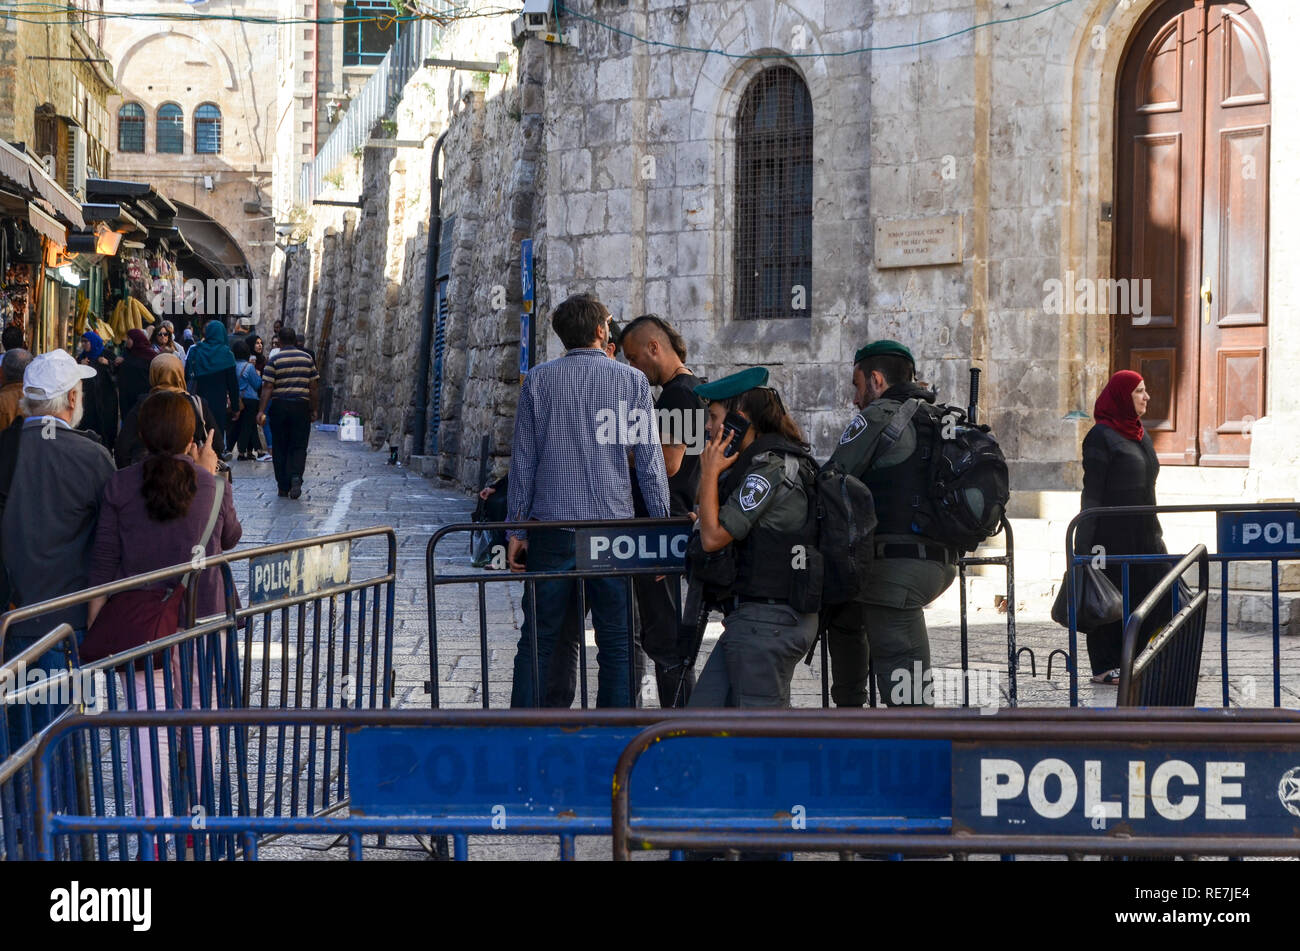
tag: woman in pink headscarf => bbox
[1074,370,1171,684]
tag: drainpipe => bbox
[412,129,448,456]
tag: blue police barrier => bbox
[1063,503,1300,707]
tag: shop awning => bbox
[27,202,67,248]
[0,139,86,231]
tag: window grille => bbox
[733,66,813,321]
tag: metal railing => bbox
[428,516,1020,712]
[1062,503,1300,707]
[298,13,447,206]
[1118,545,1211,707]
[26,707,1300,862]
[0,528,397,861]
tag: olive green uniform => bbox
[825,389,957,707]
[689,450,820,708]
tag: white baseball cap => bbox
[23,349,97,400]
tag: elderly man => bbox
[1,349,115,741]
[506,293,670,708]
[0,348,31,432]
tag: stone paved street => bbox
[233,431,1299,859]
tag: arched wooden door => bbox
[1115,0,1270,466]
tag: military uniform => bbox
[825,344,957,707]
[685,368,821,709]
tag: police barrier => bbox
[1063,503,1300,707]
[426,517,693,710]
[612,709,1300,859]
[1118,546,1210,707]
[0,528,397,861]
[427,517,1019,711]
[0,625,86,860]
[29,708,1300,862]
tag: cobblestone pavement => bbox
[232,433,1299,860]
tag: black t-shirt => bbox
[630,371,705,517]
[658,372,704,516]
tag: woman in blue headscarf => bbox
[77,329,119,449]
[184,319,241,458]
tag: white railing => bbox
[298,10,448,206]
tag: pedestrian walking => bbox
[115,327,157,425]
[116,354,221,469]
[1076,370,1170,685]
[76,330,119,449]
[185,320,240,459]
[0,350,115,745]
[231,340,264,460]
[505,293,669,708]
[85,390,241,820]
[0,347,30,432]
[256,328,319,499]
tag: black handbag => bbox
[1051,564,1123,633]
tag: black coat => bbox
[1076,423,1172,672]
[79,360,118,450]
[115,391,222,468]
[115,353,152,422]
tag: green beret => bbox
[853,339,915,366]
[693,366,770,402]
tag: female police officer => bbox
[687,367,822,708]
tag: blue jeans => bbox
[510,529,634,708]
[2,628,84,756]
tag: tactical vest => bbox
[721,434,821,606]
[860,397,934,538]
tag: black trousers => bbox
[235,397,260,455]
[268,399,311,492]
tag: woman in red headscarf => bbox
[1074,370,1171,684]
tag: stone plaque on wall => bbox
[874,215,963,268]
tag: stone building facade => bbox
[291,0,1300,522]
[0,0,116,194]
[102,0,279,318]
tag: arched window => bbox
[733,66,813,320]
[195,103,222,154]
[118,102,145,153]
[157,103,184,153]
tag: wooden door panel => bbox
[1216,125,1268,326]
[1116,0,1200,465]
[1220,10,1269,106]
[1199,2,1270,465]
[1139,20,1185,112]
[1131,133,1182,328]
[1131,347,1178,432]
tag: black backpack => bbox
[812,461,877,604]
[878,400,1009,554]
[771,451,877,607]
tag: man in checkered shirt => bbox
[506,293,670,707]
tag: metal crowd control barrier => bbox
[1118,545,1211,707]
[428,517,1019,711]
[29,707,1300,862]
[612,708,1300,859]
[1063,503,1300,707]
[426,518,693,709]
[0,625,86,860]
[0,528,397,861]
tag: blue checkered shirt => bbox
[507,348,670,539]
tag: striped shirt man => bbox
[261,346,318,402]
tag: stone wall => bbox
[287,7,531,486]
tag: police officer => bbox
[824,340,957,707]
[687,367,821,708]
